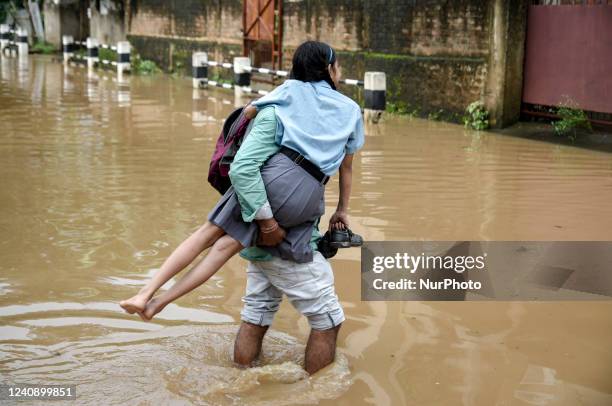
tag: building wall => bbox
[282,0,491,118]
[43,0,87,48]
[89,1,126,45]
[124,0,524,125]
[42,1,62,47]
[128,0,242,74]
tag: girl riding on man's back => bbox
[120,41,365,321]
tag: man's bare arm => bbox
[329,154,353,230]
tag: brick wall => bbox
[130,0,242,41]
[128,0,242,75]
[126,0,498,120]
[282,0,490,118]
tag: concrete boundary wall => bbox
[125,0,527,127]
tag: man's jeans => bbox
[240,251,345,330]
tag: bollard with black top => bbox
[62,35,74,62]
[192,52,208,88]
[364,71,386,124]
[116,41,130,75]
[86,37,99,70]
[0,24,8,56]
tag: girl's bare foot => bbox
[139,297,167,321]
[119,293,150,314]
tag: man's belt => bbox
[279,146,330,185]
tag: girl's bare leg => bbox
[119,221,225,314]
[139,234,244,321]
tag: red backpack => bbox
[207,106,253,194]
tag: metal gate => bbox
[243,0,283,70]
[522,2,612,123]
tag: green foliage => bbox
[132,54,161,75]
[463,101,489,131]
[100,48,161,75]
[550,98,592,140]
[0,0,18,25]
[209,72,232,85]
[427,109,444,121]
[0,3,6,24]
[74,47,159,75]
[31,41,55,54]
[386,101,408,114]
[386,101,420,118]
[98,47,116,62]
[170,59,184,76]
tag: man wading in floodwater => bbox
[119,41,363,374]
[229,42,364,374]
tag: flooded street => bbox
[1,55,612,405]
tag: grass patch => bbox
[98,47,116,62]
[428,109,444,121]
[208,73,233,85]
[386,101,420,118]
[132,54,161,75]
[550,98,592,140]
[31,41,56,54]
[463,101,489,130]
[73,46,161,75]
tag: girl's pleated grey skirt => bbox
[207,152,325,263]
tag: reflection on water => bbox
[1,56,611,405]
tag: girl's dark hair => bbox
[289,41,337,90]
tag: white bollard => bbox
[116,41,130,75]
[233,56,251,86]
[192,52,208,88]
[86,37,99,70]
[0,25,9,57]
[17,28,29,57]
[62,35,74,62]
[364,71,386,124]
[233,56,251,104]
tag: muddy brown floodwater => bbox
[1,55,612,405]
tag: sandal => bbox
[329,228,363,248]
[317,231,339,259]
